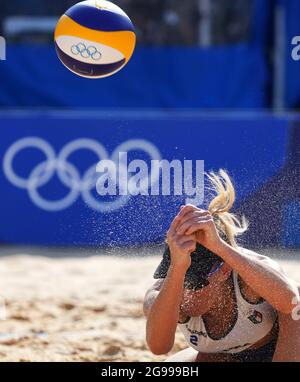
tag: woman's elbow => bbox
[146,333,173,355]
[147,341,172,356]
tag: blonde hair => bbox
[207,169,248,248]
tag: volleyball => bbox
[54,0,136,79]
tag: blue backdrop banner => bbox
[0,45,268,109]
[284,0,300,108]
[0,111,291,247]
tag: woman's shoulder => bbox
[237,247,285,274]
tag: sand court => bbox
[0,247,298,362]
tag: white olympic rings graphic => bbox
[71,43,102,61]
[3,137,162,213]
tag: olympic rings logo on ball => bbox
[71,43,102,61]
[3,137,161,213]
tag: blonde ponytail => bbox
[207,169,248,247]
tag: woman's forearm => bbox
[215,241,299,314]
[146,265,185,355]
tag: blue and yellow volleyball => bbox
[54,0,136,79]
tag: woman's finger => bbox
[168,206,197,236]
[177,205,199,220]
[178,205,209,221]
[177,234,196,245]
[180,240,197,253]
[169,207,210,238]
[181,209,210,222]
[168,214,181,235]
[176,211,210,233]
[185,219,214,235]
[177,215,212,235]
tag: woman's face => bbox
[181,262,232,317]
